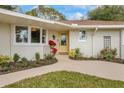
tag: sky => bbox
[20,5,97,20]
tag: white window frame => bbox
[30,26,42,45]
[41,28,48,45]
[103,36,111,49]
[13,25,48,46]
[14,25,29,45]
[78,30,87,42]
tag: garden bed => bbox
[69,56,124,64]
[69,48,124,64]
[0,58,57,75]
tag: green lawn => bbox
[4,71,124,88]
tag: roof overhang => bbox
[0,9,124,31]
[0,9,72,31]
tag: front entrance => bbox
[58,31,69,53]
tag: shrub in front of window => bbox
[13,53,20,62]
[35,52,40,63]
[69,48,82,59]
[16,57,29,67]
[21,57,28,62]
[99,48,117,61]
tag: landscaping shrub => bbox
[44,54,57,63]
[0,55,12,71]
[0,65,11,72]
[69,48,82,59]
[99,48,117,61]
[35,52,40,63]
[17,57,29,68]
[69,49,76,58]
[21,57,28,62]
[13,53,20,62]
[44,54,54,60]
[122,60,124,64]
[0,55,12,64]
[0,54,57,75]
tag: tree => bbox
[0,5,22,12]
[25,5,66,21]
[88,5,124,21]
[26,9,37,16]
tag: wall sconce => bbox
[52,34,56,40]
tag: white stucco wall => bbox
[69,30,93,57]
[121,30,124,59]
[69,29,120,58]
[0,23,11,56]
[93,29,120,57]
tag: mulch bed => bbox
[0,59,57,75]
[69,57,124,64]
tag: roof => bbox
[0,8,124,29]
[61,20,124,25]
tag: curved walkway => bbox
[1,55,124,87]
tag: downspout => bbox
[92,27,98,57]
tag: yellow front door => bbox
[58,31,69,53]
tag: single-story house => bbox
[0,8,124,60]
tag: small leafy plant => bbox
[13,53,20,62]
[44,54,57,64]
[35,52,40,63]
[44,54,53,60]
[17,57,29,67]
[21,57,28,62]
[69,48,82,59]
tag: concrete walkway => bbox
[1,55,124,87]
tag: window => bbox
[42,29,47,44]
[31,27,40,43]
[104,36,111,48]
[61,33,66,46]
[79,30,87,41]
[15,26,48,45]
[15,26,28,43]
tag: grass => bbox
[4,71,124,88]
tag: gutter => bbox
[70,25,124,29]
